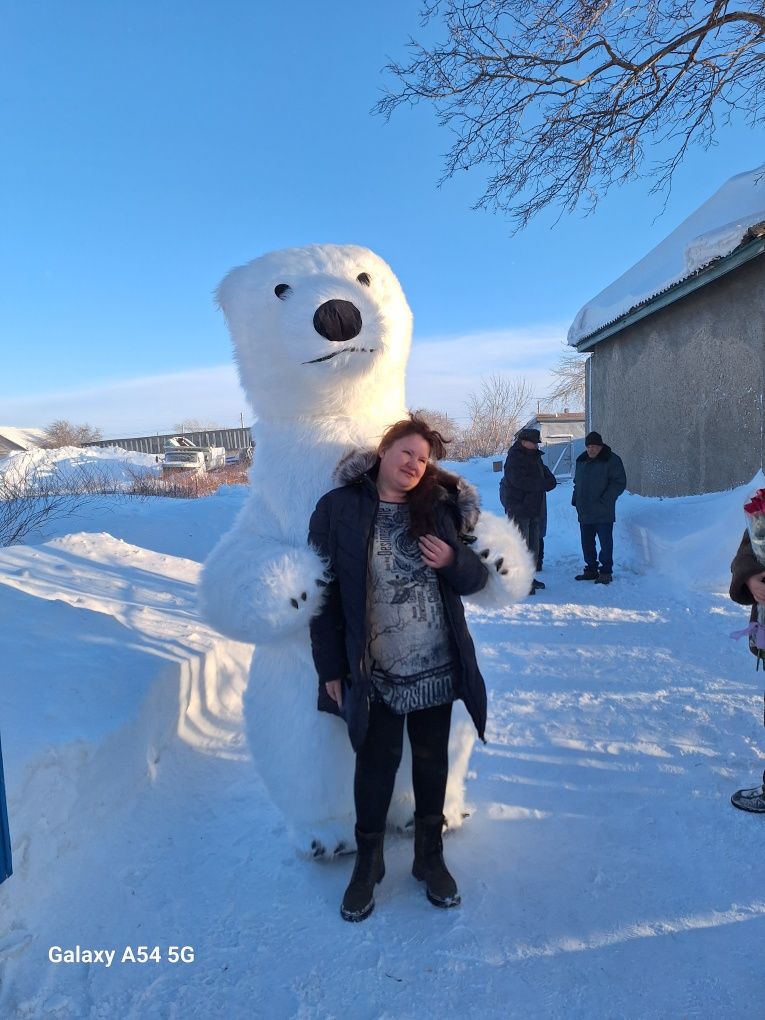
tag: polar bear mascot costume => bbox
[200,244,533,856]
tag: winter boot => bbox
[731,785,765,813]
[412,814,461,908]
[340,828,385,922]
[575,568,599,581]
[595,573,613,585]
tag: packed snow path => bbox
[0,475,763,1018]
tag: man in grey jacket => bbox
[571,431,627,585]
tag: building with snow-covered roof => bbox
[0,427,46,458]
[520,411,585,477]
[568,165,765,497]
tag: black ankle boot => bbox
[412,814,460,908]
[340,827,385,922]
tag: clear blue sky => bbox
[0,1,757,435]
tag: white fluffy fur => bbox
[467,512,536,608]
[199,243,532,855]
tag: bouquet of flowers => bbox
[734,488,765,665]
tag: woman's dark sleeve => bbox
[730,530,762,606]
[308,496,349,684]
[437,508,489,596]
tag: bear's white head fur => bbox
[217,244,412,428]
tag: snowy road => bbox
[1,473,763,1018]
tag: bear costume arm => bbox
[199,508,328,645]
[437,506,490,596]
[464,510,535,608]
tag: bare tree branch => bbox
[452,374,533,458]
[376,0,765,227]
[42,420,102,448]
[546,347,588,408]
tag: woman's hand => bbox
[746,573,765,604]
[419,534,455,569]
[325,680,343,708]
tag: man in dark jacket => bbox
[571,431,626,584]
[729,526,765,812]
[500,428,556,594]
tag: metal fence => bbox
[84,426,254,457]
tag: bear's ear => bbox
[356,273,371,287]
[274,284,292,300]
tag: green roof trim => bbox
[573,234,765,352]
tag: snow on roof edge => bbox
[568,166,765,347]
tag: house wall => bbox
[587,256,765,497]
[539,420,586,443]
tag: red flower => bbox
[744,488,765,515]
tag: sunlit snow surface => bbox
[0,459,763,1018]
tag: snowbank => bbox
[0,445,160,490]
[569,164,765,345]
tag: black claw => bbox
[315,578,327,588]
[495,557,504,571]
[290,598,299,609]
[480,549,490,559]
[500,568,508,575]
[300,592,307,601]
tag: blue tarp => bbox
[0,733,11,884]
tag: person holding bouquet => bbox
[729,488,765,812]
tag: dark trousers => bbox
[579,522,614,574]
[514,517,542,572]
[354,698,452,833]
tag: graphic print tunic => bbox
[366,501,454,714]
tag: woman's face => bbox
[377,433,431,497]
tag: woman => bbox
[308,415,490,921]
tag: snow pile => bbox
[569,164,765,345]
[0,445,160,491]
[0,464,763,1017]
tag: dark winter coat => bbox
[308,454,490,752]
[571,445,627,524]
[500,441,557,523]
[0,733,11,885]
[730,530,762,608]
[730,529,765,678]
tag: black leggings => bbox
[354,698,453,833]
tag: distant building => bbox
[520,411,585,477]
[0,427,46,458]
[569,166,765,497]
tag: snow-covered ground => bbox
[0,446,160,491]
[1,462,763,1019]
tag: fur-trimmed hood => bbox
[332,448,481,532]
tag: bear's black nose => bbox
[313,300,362,343]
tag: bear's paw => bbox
[466,511,535,608]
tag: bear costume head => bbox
[216,244,413,423]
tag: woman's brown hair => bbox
[377,414,453,538]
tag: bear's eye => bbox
[356,272,371,287]
[274,283,292,300]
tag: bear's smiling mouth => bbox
[302,347,375,365]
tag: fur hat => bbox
[517,428,541,444]
[585,431,604,446]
